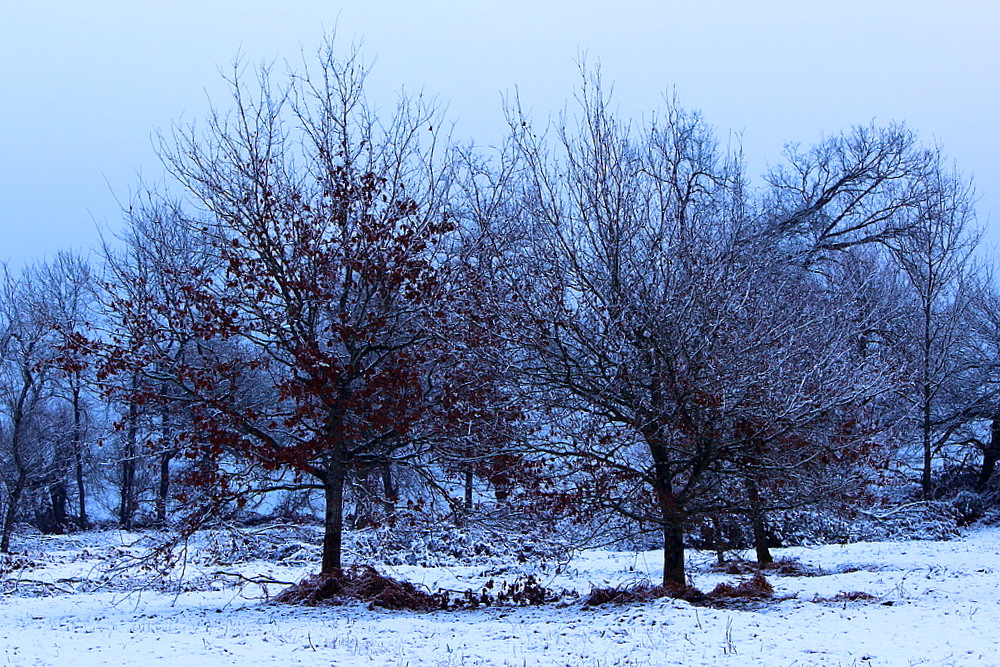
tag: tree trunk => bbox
[72,384,87,530]
[321,466,347,575]
[381,462,396,504]
[1,474,26,553]
[464,444,474,510]
[75,450,87,530]
[921,306,934,498]
[464,470,474,510]
[118,394,139,530]
[119,390,139,530]
[48,481,69,534]
[653,472,685,586]
[752,516,773,565]
[976,416,1000,493]
[119,457,136,529]
[711,515,727,565]
[648,432,686,587]
[661,517,685,587]
[155,450,172,525]
[745,476,773,565]
[4,376,35,551]
[921,398,933,497]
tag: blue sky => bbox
[3,0,999,267]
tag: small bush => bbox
[450,574,568,608]
[949,491,984,526]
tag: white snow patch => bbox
[3,526,1000,666]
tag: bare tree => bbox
[720,249,913,563]
[944,270,1000,492]
[0,265,61,549]
[885,158,980,496]
[764,122,938,264]
[38,252,98,530]
[100,195,215,528]
[501,73,925,585]
[101,40,510,574]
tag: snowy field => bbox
[2,525,999,666]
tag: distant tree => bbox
[444,142,544,511]
[40,252,98,530]
[101,196,216,528]
[944,272,1000,492]
[885,160,980,496]
[0,264,62,549]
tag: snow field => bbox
[3,527,1000,666]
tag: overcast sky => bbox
[3,1,999,268]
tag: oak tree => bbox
[102,42,507,573]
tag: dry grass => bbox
[811,590,879,604]
[709,557,824,577]
[584,581,673,606]
[709,571,774,599]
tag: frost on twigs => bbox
[348,507,575,569]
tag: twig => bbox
[211,571,297,587]
[856,501,933,521]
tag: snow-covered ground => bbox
[2,525,1000,666]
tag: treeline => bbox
[1,41,996,586]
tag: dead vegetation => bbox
[273,566,447,610]
[811,590,880,604]
[584,572,778,609]
[272,566,571,611]
[584,581,676,606]
[0,553,40,576]
[275,566,783,612]
[709,557,825,577]
[708,572,774,599]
